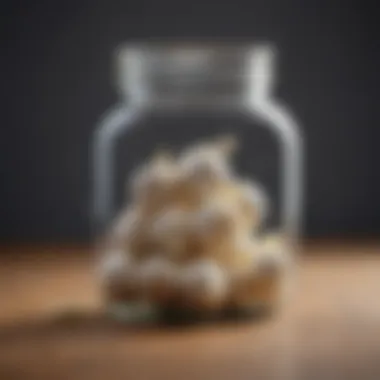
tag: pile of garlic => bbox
[98,135,292,315]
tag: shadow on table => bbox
[0,306,275,344]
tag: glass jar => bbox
[91,41,303,322]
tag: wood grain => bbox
[0,243,379,380]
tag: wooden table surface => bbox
[0,243,379,380]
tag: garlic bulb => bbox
[99,135,290,317]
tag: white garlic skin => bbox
[181,153,231,185]
[257,233,292,277]
[98,249,140,301]
[150,209,194,260]
[151,209,192,238]
[110,208,141,245]
[139,256,178,303]
[98,249,129,284]
[179,138,236,190]
[193,203,237,253]
[179,259,229,310]
[130,154,179,207]
[197,203,235,233]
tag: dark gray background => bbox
[1,0,379,243]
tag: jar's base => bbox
[106,301,159,324]
[158,304,275,325]
[105,301,276,325]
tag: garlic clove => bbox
[179,259,229,311]
[139,256,179,303]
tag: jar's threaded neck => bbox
[116,43,277,107]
